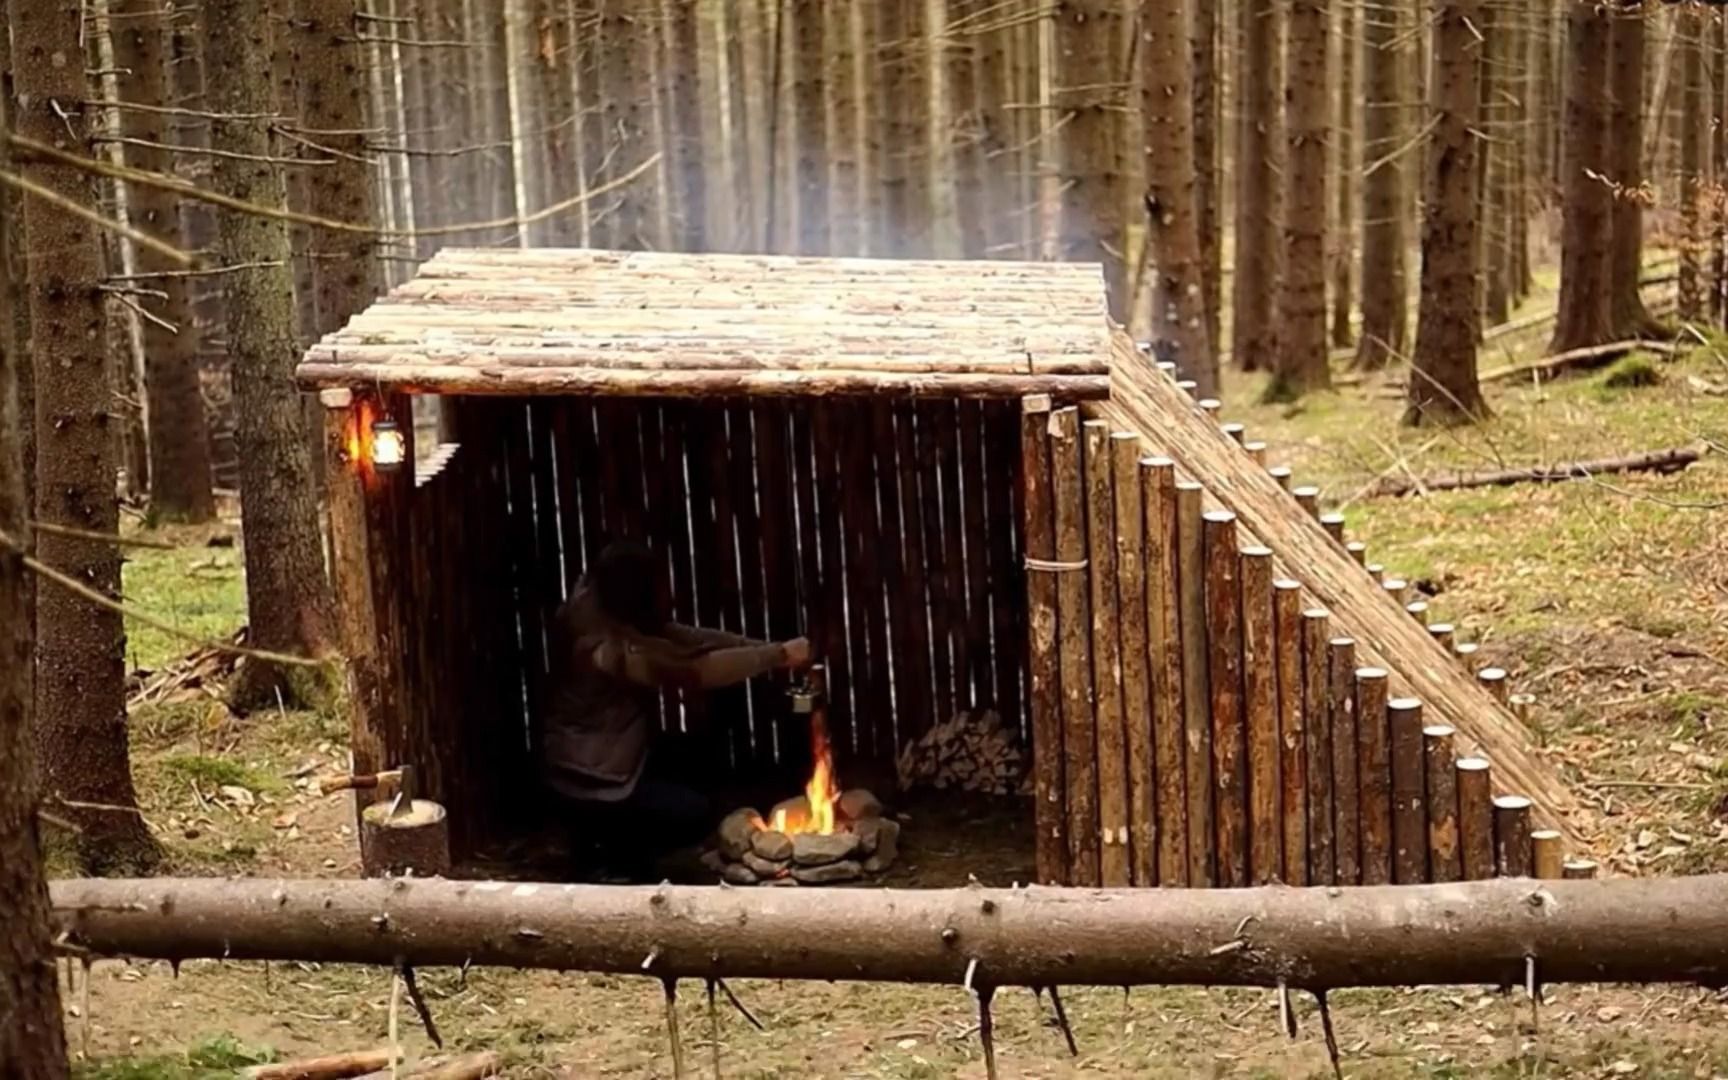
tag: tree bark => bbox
[1140,0,1215,395]
[1354,0,1407,370]
[1405,0,1487,426]
[0,61,70,1074]
[1330,0,1355,350]
[15,0,160,874]
[1192,0,1222,367]
[51,875,1728,989]
[792,0,828,254]
[1677,6,1705,323]
[1478,1,1509,328]
[1269,0,1330,400]
[1608,3,1660,337]
[1055,1,1128,317]
[1231,0,1283,372]
[1550,2,1615,353]
[209,0,336,711]
[666,0,706,252]
[111,0,216,523]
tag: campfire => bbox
[707,669,900,885]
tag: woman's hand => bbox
[780,637,815,669]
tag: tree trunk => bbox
[1330,0,1355,350]
[1677,6,1706,324]
[1192,0,1222,365]
[828,0,863,255]
[1268,0,1330,401]
[209,0,336,712]
[1405,0,1487,426]
[15,0,160,873]
[1549,2,1615,354]
[1479,2,1509,328]
[1231,0,1283,372]
[1608,3,1659,337]
[792,0,828,254]
[0,59,70,1074]
[1140,0,1215,396]
[111,0,216,523]
[51,875,1728,988]
[1353,0,1407,370]
[1055,0,1128,318]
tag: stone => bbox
[838,788,883,822]
[760,876,800,887]
[699,849,726,873]
[792,859,863,885]
[718,808,764,860]
[722,863,758,886]
[862,819,900,874]
[793,831,861,866]
[742,851,789,879]
[751,829,793,862]
[854,817,886,856]
[769,796,810,831]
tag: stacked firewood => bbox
[895,710,1030,797]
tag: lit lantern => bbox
[370,416,406,473]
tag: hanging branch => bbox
[24,520,177,550]
[715,978,764,1031]
[0,168,193,265]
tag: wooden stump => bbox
[360,798,452,878]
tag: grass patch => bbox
[1598,352,1664,392]
[76,1033,275,1080]
[121,537,246,675]
[158,755,272,793]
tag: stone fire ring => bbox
[706,789,900,886]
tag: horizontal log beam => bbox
[50,876,1728,990]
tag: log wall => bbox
[383,394,1030,855]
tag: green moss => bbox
[159,755,273,793]
[75,1033,275,1080]
[1599,353,1664,391]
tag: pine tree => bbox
[1550,1,1615,353]
[1055,0,1128,317]
[1608,3,1659,337]
[1269,0,1331,400]
[1192,0,1222,361]
[1330,0,1356,350]
[1355,0,1407,370]
[1677,5,1706,323]
[1231,0,1284,372]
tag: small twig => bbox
[663,978,686,1080]
[80,959,92,1060]
[26,519,177,550]
[103,289,179,335]
[0,168,193,266]
[90,134,324,167]
[976,985,999,1080]
[1581,776,1710,792]
[1047,985,1078,1057]
[706,978,722,1079]
[398,963,442,1049]
[1279,981,1298,1039]
[715,978,764,1032]
[1315,990,1342,1080]
[1526,955,1542,1034]
[387,970,402,1080]
[105,260,282,283]
[82,98,279,122]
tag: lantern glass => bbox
[371,418,405,471]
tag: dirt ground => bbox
[70,329,1728,1077]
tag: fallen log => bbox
[240,1049,399,1080]
[1368,447,1701,499]
[1480,340,1679,385]
[49,876,1728,991]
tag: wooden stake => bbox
[1112,434,1154,886]
[663,979,686,1079]
[1143,458,1188,886]
[1427,623,1456,653]
[1509,693,1536,723]
[1354,667,1393,886]
[1389,698,1429,884]
[1562,857,1599,879]
[976,985,998,1080]
[1292,485,1321,517]
[1020,397,1068,885]
[1302,609,1336,885]
[1050,409,1098,886]
[1423,726,1463,883]
[1478,667,1510,704]
[1328,638,1362,885]
[1268,465,1294,490]
[1405,601,1429,625]
[1493,795,1534,878]
[1244,440,1268,466]
[1221,422,1247,444]
[1177,481,1215,886]
[1273,580,1307,886]
[1382,577,1410,606]
[1456,757,1496,880]
[1241,546,1281,883]
[1204,511,1248,886]
[1084,421,1130,888]
[1345,540,1367,566]
[1453,641,1480,669]
[1531,830,1564,880]
[1364,563,1385,585]
[1319,512,1346,545]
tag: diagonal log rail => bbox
[50,876,1728,990]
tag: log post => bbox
[1354,667,1393,886]
[1454,641,1480,669]
[1221,422,1246,444]
[1302,609,1336,885]
[1204,511,1248,886]
[1509,693,1536,724]
[1142,458,1187,885]
[1365,563,1385,586]
[1531,830,1564,880]
[1319,512,1346,545]
[1427,623,1456,653]
[1389,698,1429,884]
[1345,541,1367,566]
[1112,433,1154,886]
[1563,858,1599,880]
[1197,398,1223,420]
[1273,580,1307,886]
[1240,546,1281,883]
[1177,481,1215,886]
[1456,757,1496,880]
[1494,795,1534,878]
[1049,408,1099,886]
[1244,441,1268,466]
[1020,396,1067,885]
[1268,466,1294,491]
[1405,601,1429,625]
[1478,667,1510,704]
[1382,578,1410,606]
[1423,726,1463,883]
[1327,638,1361,885]
[1292,486,1321,517]
[1083,421,1130,887]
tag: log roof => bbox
[295,249,1114,400]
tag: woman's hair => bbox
[592,539,664,634]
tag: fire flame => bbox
[768,715,841,836]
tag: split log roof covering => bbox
[296,248,1114,400]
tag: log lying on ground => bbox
[1480,340,1679,385]
[50,876,1728,990]
[240,1049,399,1080]
[1368,448,1701,499]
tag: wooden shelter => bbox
[301,249,1111,862]
[301,248,1583,885]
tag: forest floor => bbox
[67,309,1728,1077]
